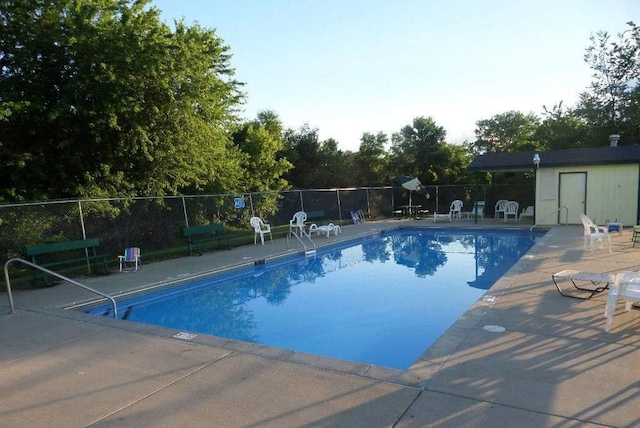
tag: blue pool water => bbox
[86,228,544,370]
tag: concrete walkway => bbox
[1,219,639,427]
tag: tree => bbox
[281,125,357,189]
[389,116,449,184]
[233,110,292,193]
[354,132,390,186]
[438,143,473,185]
[471,111,541,155]
[0,0,245,201]
[317,138,354,188]
[578,22,639,140]
[282,124,323,188]
[534,102,589,150]
[621,84,640,144]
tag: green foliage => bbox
[354,132,390,186]
[439,143,474,184]
[621,85,640,144]
[579,22,639,135]
[534,102,589,149]
[575,21,639,144]
[1,3,637,201]
[471,111,541,155]
[282,125,355,188]
[317,138,355,188]
[0,0,245,201]
[231,111,292,219]
[389,116,454,185]
[282,124,320,188]
[233,110,292,193]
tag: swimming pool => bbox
[86,227,544,370]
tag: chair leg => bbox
[605,293,617,332]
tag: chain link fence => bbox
[0,184,532,288]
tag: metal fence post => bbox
[78,200,92,274]
[336,189,342,225]
[182,196,189,227]
[366,188,371,218]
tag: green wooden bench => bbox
[183,223,231,256]
[306,210,325,225]
[24,238,110,286]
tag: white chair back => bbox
[289,211,307,235]
[293,211,306,227]
[250,216,264,232]
[580,214,611,252]
[503,201,519,222]
[494,199,509,218]
[449,200,463,219]
[250,216,272,245]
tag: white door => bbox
[559,172,586,224]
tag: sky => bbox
[150,0,639,152]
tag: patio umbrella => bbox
[394,176,430,206]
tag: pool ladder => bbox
[287,228,316,254]
[530,206,569,233]
[3,258,118,318]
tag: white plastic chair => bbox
[494,200,508,218]
[503,201,519,222]
[519,206,534,221]
[605,271,640,332]
[449,200,463,220]
[250,216,272,245]
[289,211,307,235]
[118,247,141,272]
[580,214,611,252]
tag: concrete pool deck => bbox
[1,219,640,427]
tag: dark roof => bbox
[468,145,640,172]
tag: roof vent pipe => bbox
[609,134,620,147]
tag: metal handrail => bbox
[286,226,316,252]
[531,206,569,233]
[287,228,306,251]
[3,258,118,318]
[300,229,316,251]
